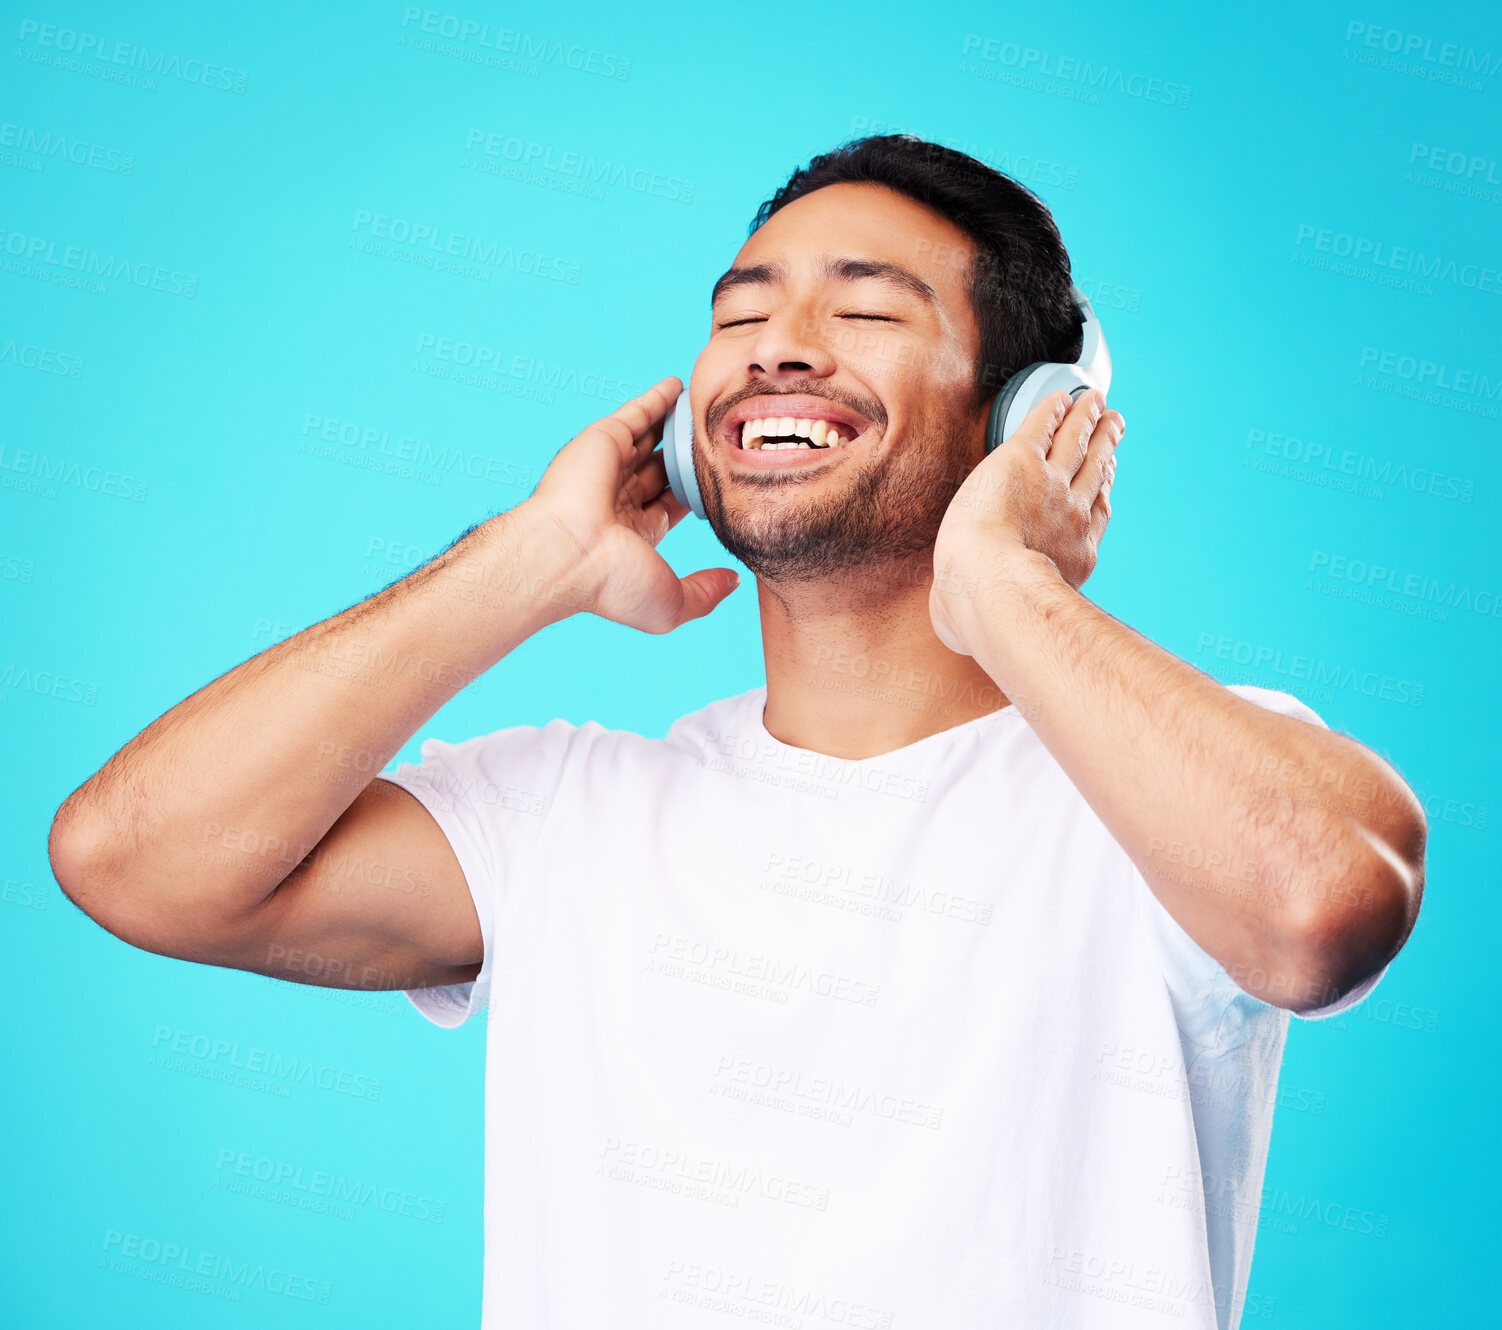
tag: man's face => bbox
[691,182,988,585]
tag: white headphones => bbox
[662,285,1110,520]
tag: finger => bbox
[621,376,683,453]
[1047,389,1106,475]
[1089,453,1116,547]
[640,484,692,542]
[633,382,681,457]
[591,376,683,464]
[1003,390,1074,458]
[627,451,669,508]
[1069,409,1124,502]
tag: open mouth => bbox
[722,396,877,455]
[738,416,856,451]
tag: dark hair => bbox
[751,134,1082,408]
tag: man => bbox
[50,135,1425,1328]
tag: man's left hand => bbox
[931,389,1125,656]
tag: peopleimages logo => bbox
[1342,21,1500,86]
[349,210,582,284]
[1309,550,1502,621]
[15,20,249,92]
[1407,142,1502,186]
[398,7,632,80]
[461,127,695,203]
[410,330,646,404]
[1244,426,1477,502]
[647,933,881,1008]
[299,413,535,488]
[0,335,84,377]
[100,1230,330,1303]
[1357,346,1500,420]
[0,661,98,705]
[1294,224,1502,295]
[149,1026,383,1101]
[599,1137,831,1213]
[0,443,149,501]
[0,225,198,297]
[1404,143,1502,206]
[214,1148,446,1223]
[1195,634,1425,708]
[698,728,932,804]
[959,34,1192,107]
[0,121,135,173]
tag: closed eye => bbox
[715,313,899,329]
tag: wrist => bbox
[939,544,1065,655]
[977,545,1067,597]
[955,542,1064,609]
[454,504,596,627]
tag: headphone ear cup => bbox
[985,289,1109,455]
[660,385,705,519]
[987,364,1090,453]
[986,363,1050,454]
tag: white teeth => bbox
[736,412,859,450]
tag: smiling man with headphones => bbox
[51,135,1425,1329]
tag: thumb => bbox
[669,567,741,627]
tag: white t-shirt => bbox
[377,682,1385,1330]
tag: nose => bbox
[746,306,838,381]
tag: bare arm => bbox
[931,390,1426,1013]
[958,552,1423,1012]
[47,376,738,989]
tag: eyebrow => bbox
[710,255,939,310]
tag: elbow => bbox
[1283,810,1426,1014]
[48,798,119,924]
[48,797,272,964]
[47,800,181,955]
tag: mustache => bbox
[705,378,887,438]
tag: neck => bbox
[756,552,1011,760]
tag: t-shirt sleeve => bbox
[1135,683,1391,1041]
[373,717,579,1029]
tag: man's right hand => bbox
[522,375,742,634]
[46,375,739,994]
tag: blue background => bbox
[4,1,1497,1324]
